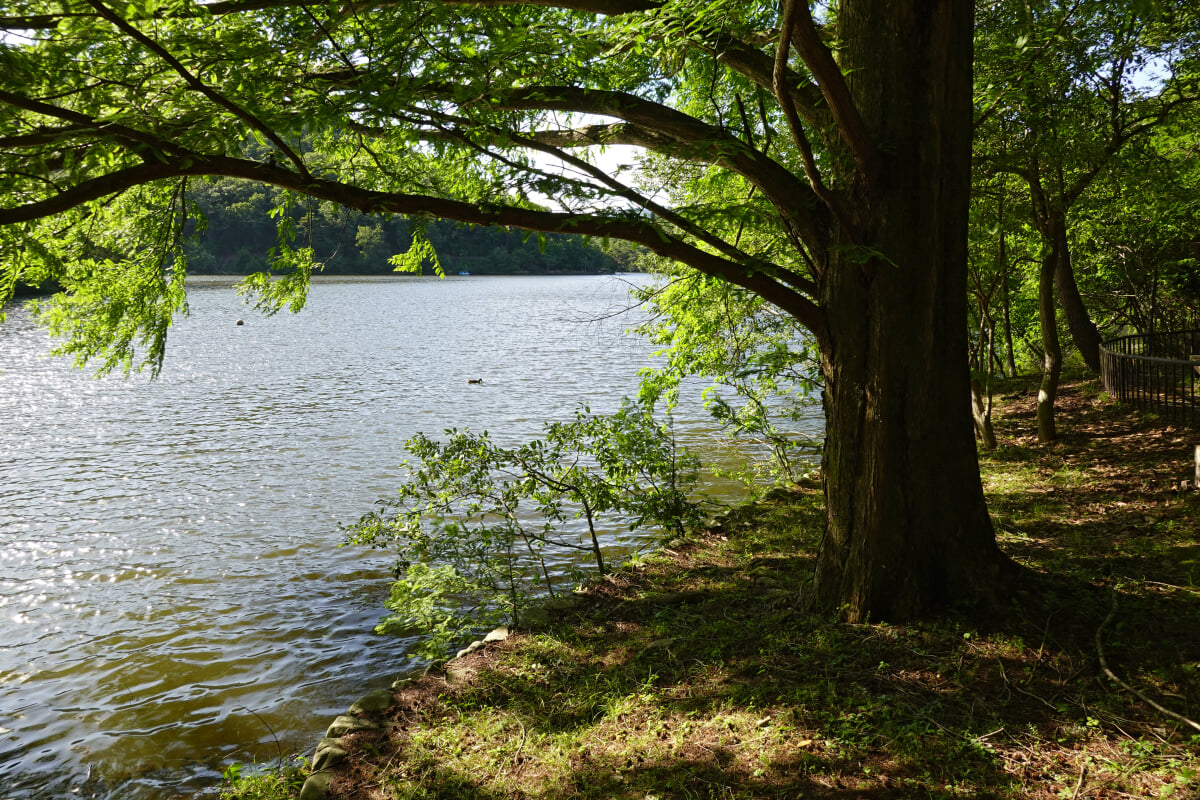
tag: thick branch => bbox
[335,80,829,250]
[522,122,674,151]
[1,0,659,30]
[0,124,96,149]
[349,110,817,294]
[478,86,827,244]
[7,0,827,137]
[707,30,827,127]
[335,81,830,251]
[497,126,812,290]
[0,152,827,342]
[775,0,850,245]
[790,1,879,186]
[0,88,191,159]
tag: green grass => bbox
[220,758,309,800]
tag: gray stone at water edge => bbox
[311,737,349,771]
[325,714,380,738]
[299,770,334,800]
[348,688,395,715]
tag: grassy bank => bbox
[232,378,1200,800]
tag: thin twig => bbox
[511,719,528,766]
[1070,760,1088,800]
[1095,590,1200,734]
[1136,579,1200,596]
[236,705,284,765]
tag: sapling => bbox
[345,400,704,658]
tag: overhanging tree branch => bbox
[474,85,828,245]
[0,88,191,159]
[364,103,824,289]
[330,78,831,251]
[774,0,852,246]
[0,124,96,149]
[705,29,827,127]
[0,152,827,341]
[1,0,661,30]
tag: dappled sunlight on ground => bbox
[308,379,1199,800]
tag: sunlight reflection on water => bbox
[0,275,819,799]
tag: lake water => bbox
[0,275,818,800]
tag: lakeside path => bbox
[281,378,1200,800]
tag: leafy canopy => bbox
[2,0,833,372]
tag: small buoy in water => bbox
[236,319,244,326]
[467,378,483,384]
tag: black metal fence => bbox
[1099,330,1200,429]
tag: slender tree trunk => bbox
[972,320,998,449]
[999,231,1018,377]
[1037,238,1062,443]
[811,0,1014,621]
[1147,261,1160,336]
[991,343,1006,379]
[1003,281,1017,376]
[971,379,998,450]
[1052,221,1102,371]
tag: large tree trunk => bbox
[811,0,1013,621]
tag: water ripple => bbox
[0,275,811,800]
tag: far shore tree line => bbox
[182,177,640,276]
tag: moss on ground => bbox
[248,378,1200,800]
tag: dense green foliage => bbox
[966,0,1200,442]
[1068,115,1200,335]
[971,0,1200,364]
[1,0,830,371]
[2,2,1196,381]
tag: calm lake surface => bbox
[0,275,819,800]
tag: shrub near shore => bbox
[225,379,1200,800]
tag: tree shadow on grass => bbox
[982,379,1200,675]
[329,382,1200,799]
[334,492,1198,797]
[335,510,1025,797]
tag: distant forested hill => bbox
[184,178,642,275]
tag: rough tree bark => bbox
[810,0,1014,620]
